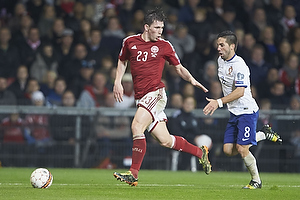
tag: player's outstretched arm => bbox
[174,64,208,93]
[113,59,128,102]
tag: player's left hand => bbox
[113,83,124,102]
[191,79,208,93]
[203,97,218,115]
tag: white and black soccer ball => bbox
[30,168,53,189]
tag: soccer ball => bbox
[194,134,213,150]
[30,168,53,189]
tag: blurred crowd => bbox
[0,0,300,111]
[1,0,300,169]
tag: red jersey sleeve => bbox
[119,37,130,61]
[163,41,181,66]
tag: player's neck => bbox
[141,32,150,42]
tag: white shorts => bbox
[136,88,167,132]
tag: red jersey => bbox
[119,34,180,99]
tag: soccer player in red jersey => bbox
[113,8,211,186]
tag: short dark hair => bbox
[144,7,167,26]
[217,30,238,51]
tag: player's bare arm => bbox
[203,87,245,115]
[113,59,128,102]
[174,64,208,93]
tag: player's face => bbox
[146,20,164,42]
[216,37,235,60]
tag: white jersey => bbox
[217,55,259,115]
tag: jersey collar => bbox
[226,54,236,62]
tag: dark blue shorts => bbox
[223,111,259,146]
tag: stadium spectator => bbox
[207,0,224,22]
[257,68,280,99]
[94,92,132,168]
[99,3,118,31]
[1,112,25,143]
[169,96,206,171]
[200,60,218,90]
[50,90,77,145]
[247,7,269,42]
[188,8,212,55]
[128,9,145,35]
[164,8,178,36]
[168,93,183,109]
[269,81,290,109]
[39,70,57,97]
[24,91,52,155]
[0,27,20,79]
[7,2,27,34]
[77,71,109,107]
[10,13,33,47]
[69,60,94,99]
[117,0,140,34]
[277,39,292,69]
[26,0,45,25]
[86,28,107,70]
[19,78,40,105]
[19,26,43,69]
[0,77,17,106]
[212,5,243,34]
[247,44,273,87]
[177,0,202,24]
[37,4,56,38]
[287,95,300,111]
[238,33,256,63]
[58,43,88,86]
[46,77,67,106]
[167,23,195,60]
[279,53,299,96]
[75,18,92,45]
[30,43,59,82]
[50,18,66,48]
[64,1,85,33]
[114,73,134,109]
[165,63,186,96]
[55,28,75,65]
[85,0,107,27]
[8,65,29,104]
[258,26,279,67]
[280,5,298,36]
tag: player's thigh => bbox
[132,107,152,136]
[151,122,173,147]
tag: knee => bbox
[131,121,143,135]
[223,148,233,157]
[160,140,173,148]
[223,145,236,157]
[236,145,249,158]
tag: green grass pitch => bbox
[0,168,299,200]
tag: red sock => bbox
[129,138,146,178]
[172,136,203,158]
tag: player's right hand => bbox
[113,83,124,102]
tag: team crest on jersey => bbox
[151,46,159,57]
[228,66,233,75]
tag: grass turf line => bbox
[0,168,299,200]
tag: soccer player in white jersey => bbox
[113,8,211,186]
[203,30,282,189]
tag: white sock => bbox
[243,152,261,184]
[256,131,266,142]
[249,131,266,148]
